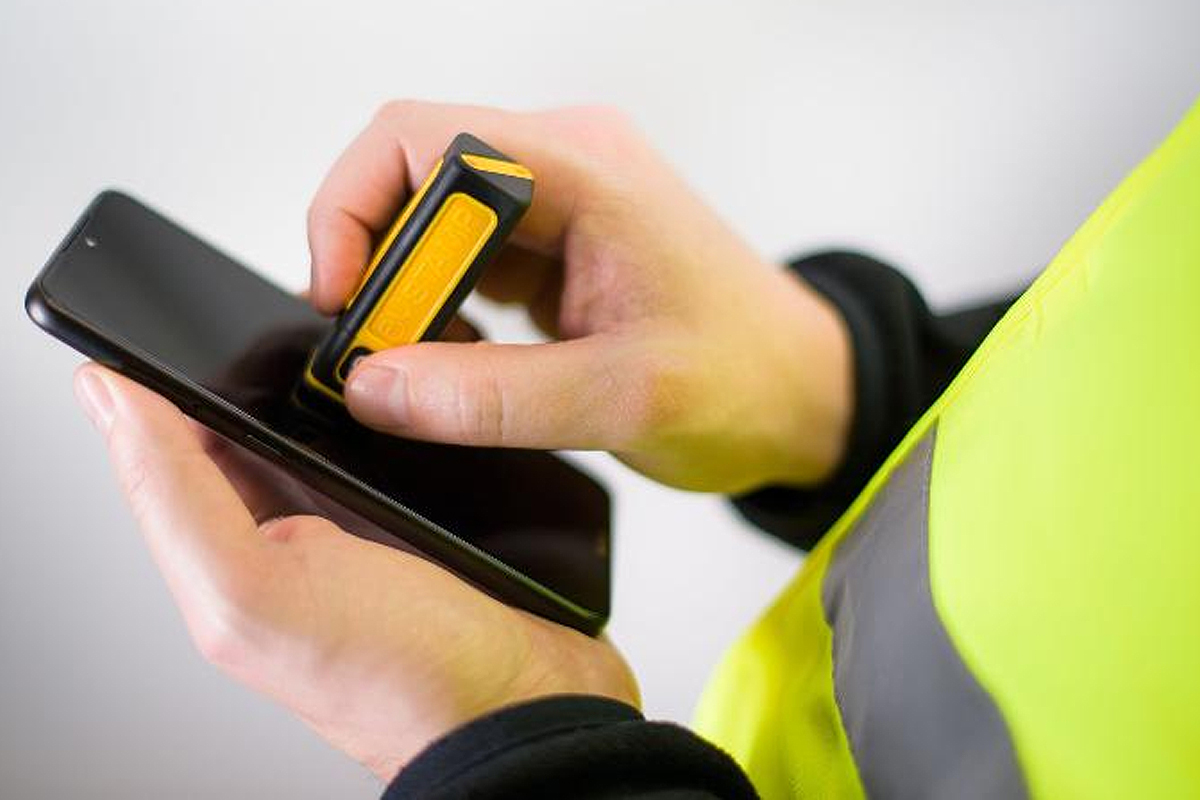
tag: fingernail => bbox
[75,370,115,432]
[346,364,407,425]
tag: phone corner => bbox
[23,278,55,331]
[93,186,137,208]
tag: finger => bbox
[438,314,483,343]
[74,364,267,616]
[306,116,411,314]
[195,426,319,523]
[342,336,644,450]
[194,426,413,551]
[307,101,594,314]
[475,246,563,336]
[474,245,559,307]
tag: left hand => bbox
[73,364,638,782]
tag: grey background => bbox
[1,0,1197,796]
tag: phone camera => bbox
[83,236,98,248]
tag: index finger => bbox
[74,365,267,623]
[306,101,589,314]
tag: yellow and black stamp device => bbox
[298,133,532,412]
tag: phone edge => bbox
[25,194,608,635]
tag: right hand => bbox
[309,102,852,494]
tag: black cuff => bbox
[385,695,758,799]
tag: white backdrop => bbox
[2,1,1198,796]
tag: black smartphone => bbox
[26,190,610,635]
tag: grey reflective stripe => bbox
[821,427,1028,800]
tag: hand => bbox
[73,365,638,782]
[310,102,853,494]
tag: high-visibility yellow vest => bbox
[695,97,1200,799]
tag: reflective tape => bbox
[821,428,1027,800]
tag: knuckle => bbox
[573,104,633,133]
[549,105,647,175]
[191,611,244,670]
[306,196,344,241]
[374,98,423,128]
[106,419,156,521]
[116,451,154,520]
[622,349,692,446]
[190,575,267,673]
[258,514,311,544]
[583,106,640,147]
[543,105,636,155]
[306,202,341,255]
[194,517,334,671]
[453,354,508,444]
[305,195,328,231]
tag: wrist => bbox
[754,267,854,488]
[516,615,641,710]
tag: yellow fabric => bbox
[695,95,1200,799]
[929,97,1200,798]
[693,540,864,800]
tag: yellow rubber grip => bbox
[335,191,498,375]
[345,158,444,309]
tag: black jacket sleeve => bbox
[384,251,1019,799]
[732,251,1019,550]
[385,696,758,799]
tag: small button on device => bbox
[336,346,374,382]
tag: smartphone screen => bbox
[31,192,609,629]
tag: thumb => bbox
[343,336,646,451]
